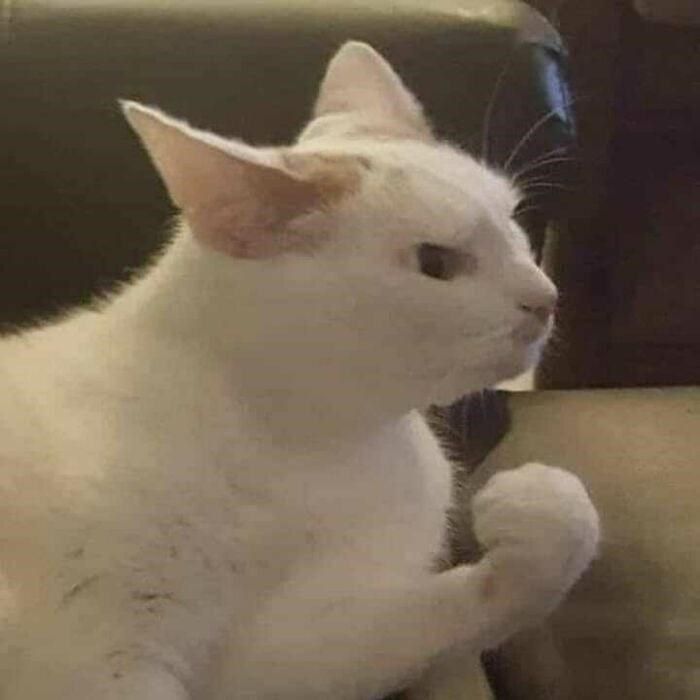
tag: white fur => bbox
[0,42,599,699]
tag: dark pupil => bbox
[417,243,449,280]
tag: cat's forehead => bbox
[405,143,519,214]
[359,140,512,206]
[365,141,521,238]
[302,138,517,207]
[293,135,523,250]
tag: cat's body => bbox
[0,298,449,698]
[0,43,599,699]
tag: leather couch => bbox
[0,0,571,330]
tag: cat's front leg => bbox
[5,646,190,700]
[471,463,600,636]
[221,463,599,700]
[403,649,491,700]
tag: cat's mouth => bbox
[511,315,553,345]
[422,318,552,404]
[477,323,551,380]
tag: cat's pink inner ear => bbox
[121,101,330,258]
[312,41,432,140]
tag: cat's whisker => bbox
[513,154,577,184]
[517,173,575,196]
[514,160,578,187]
[519,172,569,186]
[512,158,576,185]
[513,149,574,170]
[502,95,584,175]
[514,198,558,219]
[520,181,572,194]
[511,146,570,176]
[502,109,562,174]
[515,168,568,192]
[481,51,518,164]
[513,204,542,219]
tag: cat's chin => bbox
[426,345,543,407]
[489,342,545,384]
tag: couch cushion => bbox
[463,387,700,698]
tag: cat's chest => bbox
[227,413,453,571]
[91,411,451,602]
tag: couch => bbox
[444,388,700,699]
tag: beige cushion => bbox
[471,387,700,698]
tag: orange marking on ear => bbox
[281,152,366,204]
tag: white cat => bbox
[0,42,599,699]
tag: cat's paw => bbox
[472,463,600,604]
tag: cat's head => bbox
[122,42,556,411]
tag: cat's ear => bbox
[121,101,352,258]
[313,41,431,139]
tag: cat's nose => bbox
[517,287,557,324]
[510,260,558,324]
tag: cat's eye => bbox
[416,243,472,281]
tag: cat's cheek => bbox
[498,344,545,384]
